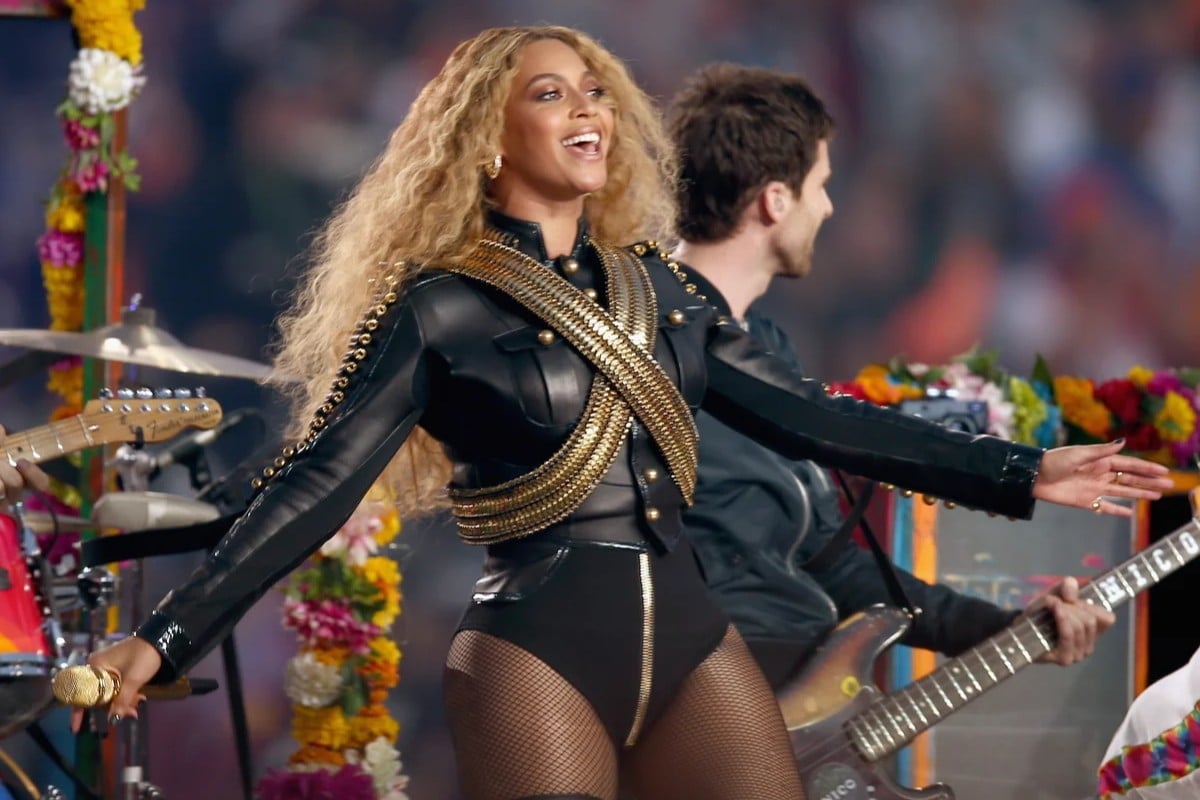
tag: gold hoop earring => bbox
[484,153,502,180]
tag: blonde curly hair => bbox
[270,25,678,518]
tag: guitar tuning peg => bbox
[195,387,207,398]
[116,388,135,400]
[154,388,173,399]
[174,388,192,399]
[98,387,114,399]
[135,387,154,400]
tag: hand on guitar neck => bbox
[1021,575,1117,666]
[0,424,51,503]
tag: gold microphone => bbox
[52,665,201,708]
[52,665,120,708]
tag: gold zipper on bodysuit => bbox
[625,551,655,747]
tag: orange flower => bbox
[310,644,350,667]
[1053,376,1113,439]
[854,365,922,405]
[288,744,345,767]
[291,705,348,750]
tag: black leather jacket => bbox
[137,211,1042,681]
[687,310,1019,686]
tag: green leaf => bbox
[1031,354,1055,389]
[340,664,366,717]
[123,173,141,192]
[1177,368,1200,389]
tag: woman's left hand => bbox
[1032,440,1175,517]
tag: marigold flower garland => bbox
[257,486,410,800]
[40,0,146,418]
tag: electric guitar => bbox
[782,507,1200,800]
[1,389,223,468]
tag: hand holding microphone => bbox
[62,636,164,730]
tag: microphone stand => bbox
[110,441,163,800]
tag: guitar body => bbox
[780,607,954,800]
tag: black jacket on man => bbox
[685,307,1019,689]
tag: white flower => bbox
[283,652,343,708]
[320,513,382,566]
[345,738,410,799]
[67,48,146,114]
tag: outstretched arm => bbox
[702,321,1171,517]
[77,296,433,725]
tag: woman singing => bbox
[79,26,1171,800]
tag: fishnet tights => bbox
[445,627,805,800]
[445,630,619,800]
[622,625,805,800]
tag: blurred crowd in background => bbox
[1,1,1199,798]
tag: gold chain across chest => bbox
[443,237,700,545]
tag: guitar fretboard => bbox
[1,418,98,466]
[847,517,1200,762]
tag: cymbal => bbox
[0,307,274,381]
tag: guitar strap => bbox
[796,479,875,573]
[812,471,921,618]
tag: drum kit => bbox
[0,306,273,800]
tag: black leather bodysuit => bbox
[135,211,1043,748]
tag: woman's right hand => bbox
[69,636,164,732]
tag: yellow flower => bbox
[372,584,401,628]
[374,509,401,545]
[1128,365,1155,389]
[1154,391,1197,443]
[291,705,348,750]
[67,0,145,64]
[369,638,401,667]
[345,706,399,749]
[361,556,399,588]
[1053,376,1113,439]
[46,197,86,233]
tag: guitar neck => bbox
[1,417,99,467]
[849,517,1200,762]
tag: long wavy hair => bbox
[270,25,678,517]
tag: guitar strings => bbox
[789,606,1060,773]
[792,524,1200,775]
[0,419,91,464]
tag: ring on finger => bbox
[109,713,121,725]
[1091,496,1104,514]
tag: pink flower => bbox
[72,159,109,193]
[1146,371,1184,397]
[63,119,100,151]
[1168,429,1200,468]
[283,597,379,653]
[37,230,84,267]
[320,514,382,566]
[257,764,375,800]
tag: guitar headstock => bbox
[82,388,224,446]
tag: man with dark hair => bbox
[667,63,1113,689]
